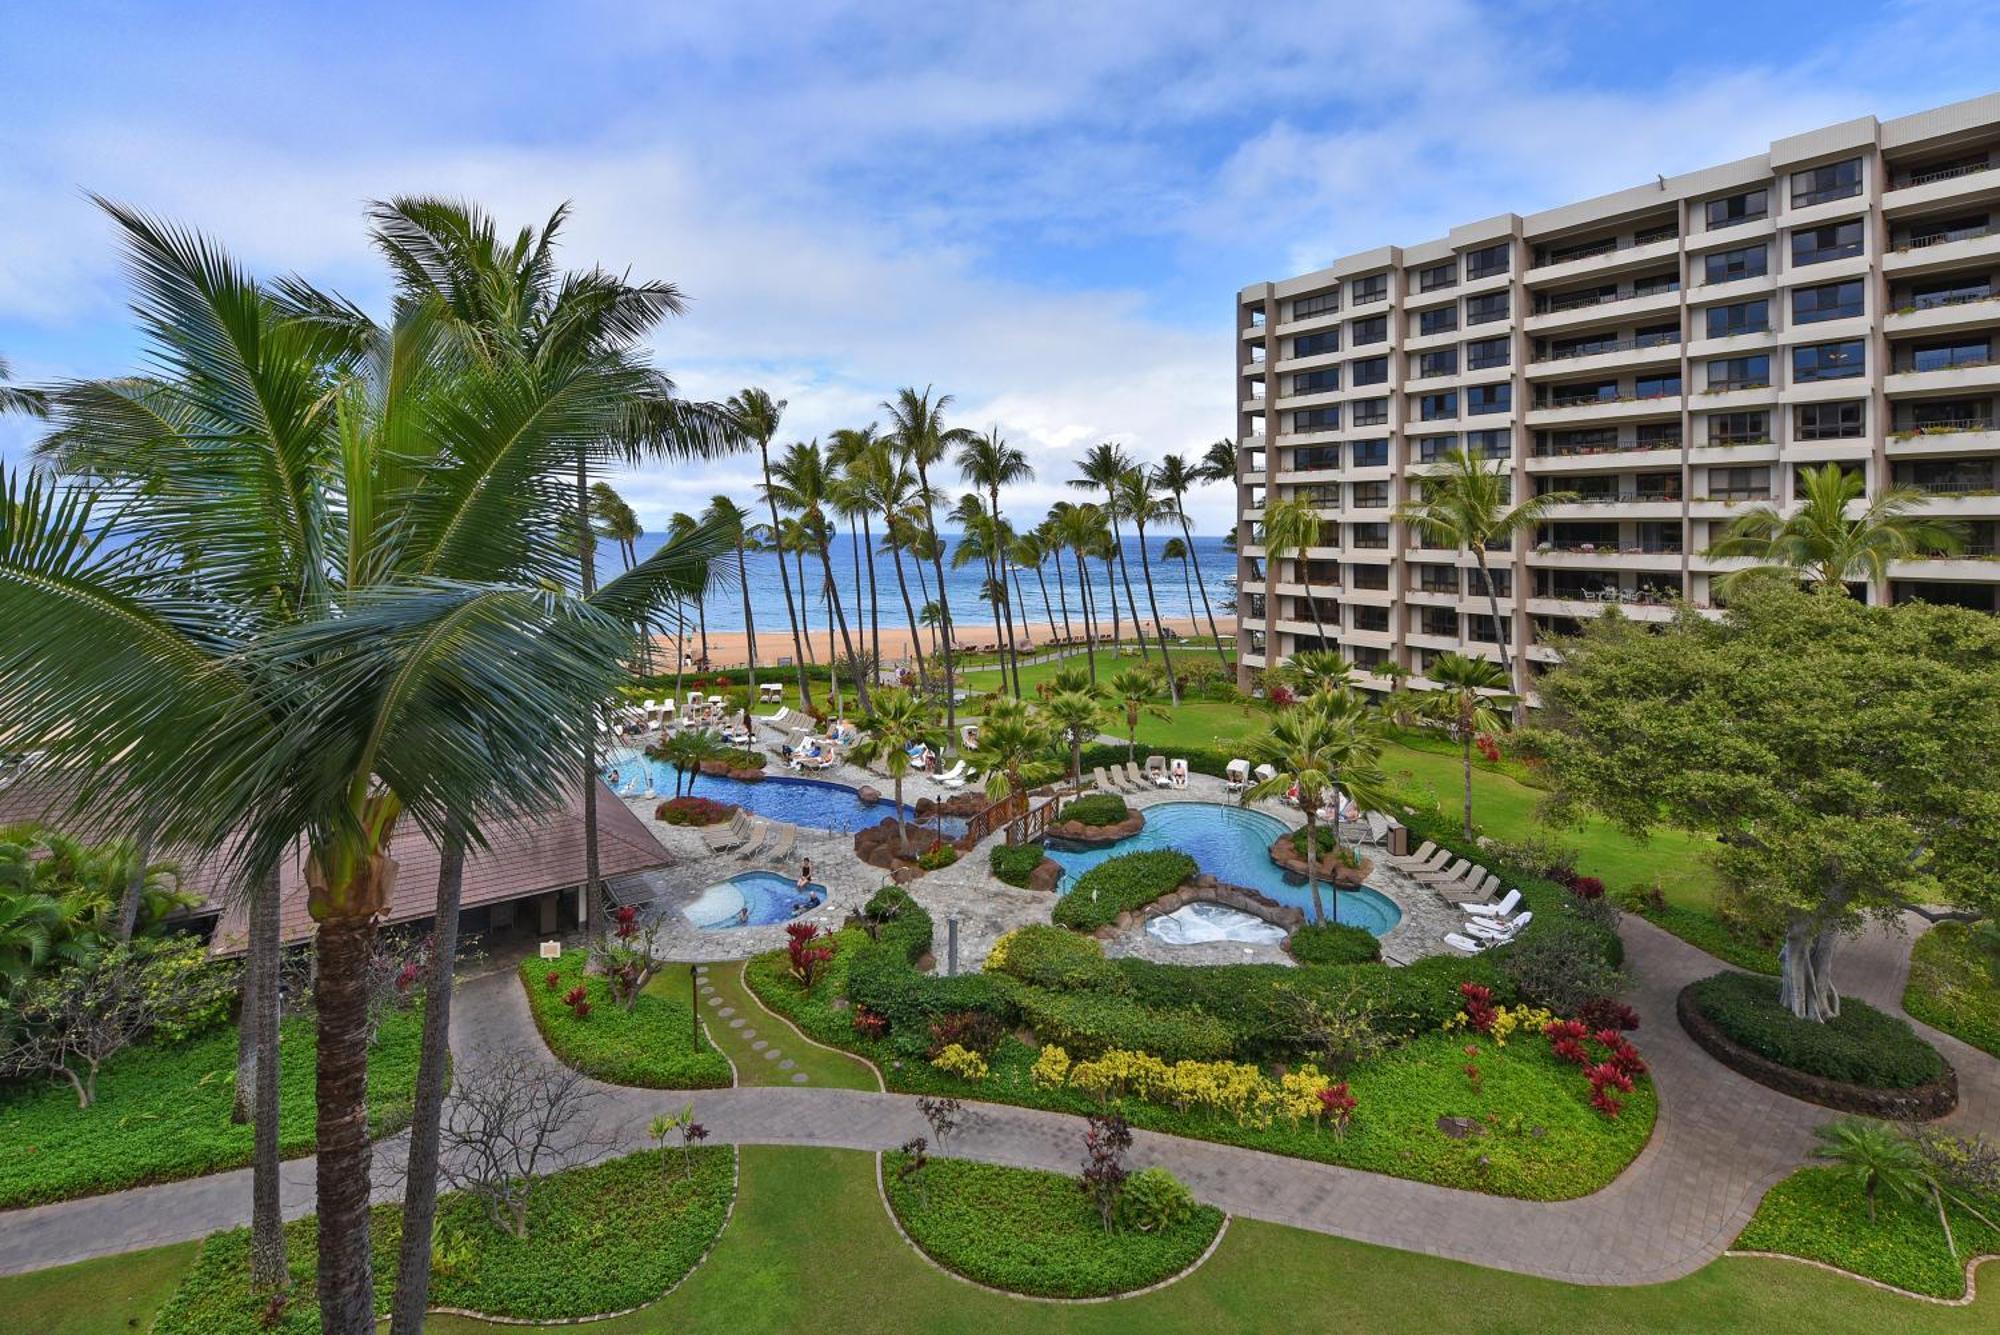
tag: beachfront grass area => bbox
[19,1147,1991,1334]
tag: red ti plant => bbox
[544,970,562,991]
[1458,982,1498,1035]
[613,904,641,941]
[850,1005,889,1040]
[1567,875,1606,900]
[786,922,834,987]
[1462,1044,1483,1091]
[1586,1062,1635,1118]
[1474,734,1501,764]
[563,985,592,1019]
[1318,1082,1357,1139]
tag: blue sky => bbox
[4,0,1997,528]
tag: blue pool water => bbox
[1045,802,1403,937]
[688,872,827,929]
[604,749,962,836]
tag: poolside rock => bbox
[1096,873,1305,938]
[1026,858,1063,893]
[1268,834,1372,887]
[1046,807,1145,847]
[914,792,988,819]
[857,786,881,805]
[854,817,951,877]
[698,757,767,783]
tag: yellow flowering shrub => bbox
[1441,1003,1554,1048]
[1030,1043,1072,1089]
[983,928,1020,975]
[1277,1064,1332,1128]
[930,1043,989,1081]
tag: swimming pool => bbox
[604,749,962,836]
[686,872,826,929]
[1045,802,1403,937]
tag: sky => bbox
[3,0,1998,531]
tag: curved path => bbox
[3,914,1995,1289]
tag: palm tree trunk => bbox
[696,595,708,671]
[1074,547,1098,681]
[737,535,758,700]
[1030,560,1058,658]
[762,439,813,709]
[577,461,598,932]
[248,864,285,1289]
[1048,545,1075,643]
[113,813,157,941]
[1008,561,1034,672]
[990,488,1023,698]
[391,831,464,1334]
[914,459,958,744]
[1102,555,1122,647]
[1111,518,1149,660]
[1179,516,1230,669]
[888,536,927,687]
[1304,812,1327,925]
[861,513,882,675]
[1460,729,1476,840]
[1474,551,1520,722]
[1134,522,1181,703]
[817,533,872,714]
[314,911,379,1333]
[1297,562,1331,646]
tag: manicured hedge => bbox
[518,953,731,1090]
[1288,921,1382,966]
[154,1147,736,1330]
[882,1153,1222,1298]
[1010,983,1237,1062]
[1685,971,1944,1089]
[1051,850,1197,933]
[988,841,1047,888]
[986,924,1122,992]
[1735,1164,2000,1299]
[1059,793,1129,827]
[1902,922,2000,1059]
[0,1006,423,1210]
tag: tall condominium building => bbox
[1231,92,2000,696]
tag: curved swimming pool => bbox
[604,749,962,836]
[686,872,826,929]
[1045,802,1403,937]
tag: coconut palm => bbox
[1070,443,1150,661]
[1260,496,1332,648]
[1395,449,1570,717]
[971,711,1049,832]
[1050,501,1108,680]
[10,200,729,1329]
[771,440,871,716]
[1280,649,1358,698]
[847,689,944,851]
[731,388,812,709]
[1196,437,1238,486]
[950,495,1016,697]
[1113,468,1182,702]
[704,495,762,700]
[1153,453,1229,667]
[1705,461,1964,596]
[883,387,975,742]
[829,426,888,669]
[1033,515,1076,644]
[1108,667,1167,763]
[1243,691,1392,925]
[0,354,49,419]
[1040,686,1107,790]
[1812,1118,1927,1222]
[1012,529,1058,651]
[957,428,1034,697]
[590,482,642,570]
[1411,653,1516,838]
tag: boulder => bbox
[857,786,881,805]
[1268,834,1372,887]
[1026,858,1063,893]
[1046,807,1146,847]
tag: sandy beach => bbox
[645,614,1230,672]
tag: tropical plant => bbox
[1041,687,1108,790]
[848,688,944,851]
[0,353,50,419]
[730,387,811,709]
[771,439,871,715]
[1070,443,1150,663]
[1257,495,1331,652]
[1113,466,1181,702]
[589,482,642,571]
[1409,653,1517,838]
[972,710,1051,818]
[1278,648,1356,699]
[1704,461,1964,595]
[1049,501,1111,680]
[1242,691,1393,925]
[883,387,976,742]
[703,494,763,706]
[1811,1117,1927,1222]
[1108,667,1167,763]
[1152,452,1230,668]
[958,427,1034,697]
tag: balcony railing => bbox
[1534,437,1679,457]
[1793,182,1862,208]
[1533,227,1678,270]
[1894,159,1993,189]
[1898,222,1997,252]
[1535,280,1679,314]
[1696,489,1772,502]
[1537,542,1684,555]
[1549,489,1684,505]
[1904,478,1999,495]
[1538,386,1682,409]
[1895,352,1996,375]
[1535,332,1682,363]
[1705,433,1773,448]
[1898,289,1995,313]
[1891,416,1993,438]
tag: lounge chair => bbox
[734,820,771,860]
[702,811,750,852]
[1387,840,1439,870]
[933,760,967,786]
[1453,872,1503,905]
[1465,911,1531,942]
[1253,762,1277,784]
[1169,758,1189,789]
[762,706,792,728]
[940,765,972,790]
[1116,762,1146,792]
[763,822,799,863]
[1399,848,1456,879]
[1413,858,1474,888]
[1364,811,1392,845]
[1091,766,1116,792]
[1463,887,1521,918]
[1443,932,1489,954]
[1224,759,1250,792]
[1144,755,1169,787]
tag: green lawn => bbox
[8,1146,1992,1333]
[1738,1165,2000,1299]
[519,953,731,1090]
[1903,922,2000,1059]
[693,960,881,1090]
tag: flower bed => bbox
[1735,1165,2000,1299]
[656,795,738,826]
[1051,850,1197,933]
[518,954,731,1090]
[881,1154,1222,1298]
[154,1147,736,1330]
[1681,971,1949,1098]
[1903,922,2000,1059]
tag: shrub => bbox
[1286,828,1358,868]
[986,924,1123,992]
[930,1043,989,1081]
[1686,971,1945,1089]
[1060,793,1130,827]
[1052,850,1197,933]
[1482,833,1580,884]
[1576,996,1641,1032]
[654,796,736,826]
[1119,1166,1197,1233]
[927,1010,1005,1058]
[989,841,1048,888]
[1498,916,1626,1014]
[1013,984,1237,1063]
[916,844,959,871]
[1287,922,1381,966]
[516,955,729,1091]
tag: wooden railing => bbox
[957,792,1026,848]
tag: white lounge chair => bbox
[1144,755,1170,788]
[1465,911,1531,942]
[1364,811,1391,845]
[1443,932,1489,954]
[1463,887,1522,918]
[763,706,793,728]
[1253,762,1277,785]
[734,820,771,860]
[941,764,972,790]
[933,760,967,787]
[760,682,784,704]
[1224,759,1250,792]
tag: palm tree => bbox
[1411,653,1516,839]
[1108,667,1166,763]
[1280,648,1358,698]
[950,495,1014,696]
[1242,691,1392,925]
[772,440,871,715]
[1033,515,1076,644]
[14,200,731,1330]
[1114,468,1182,702]
[0,354,49,419]
[1260,496,1331,648]
[1153,453,1230,668]
[590,482,642,570]
[1395,448,1570,718]
[957,428,1034,697]
[703,495,761,701]
[971,711,1049,836]
[664,512,699,689]
[878,502,930,686]
[847,689,944,850]
[1812,1118,1927,1222]
[1041,686,1107,790]
[1052,502,1110,680]
[883,387,975,743]
[1196,437,1238,487]
[732,388,812,710]
[1013,529,1059,652]
[1071,443,1149,661]
[1705,461,1965,596]
[830,426,889,670]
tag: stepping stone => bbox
[705,996,721,1007]
[751,1040,768,1051]
[777,1059,795,1070]
[717,1006,735,1017]
[739,1029,756,1041]
[694,965,708,974]
[728,1018,746,1029]
[762,1049,782,1061]
[791,1073,809,1083]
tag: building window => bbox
[1470,566,1512,597]
[1351,274,1389,305]
[1793,340,1865,382]
[1291,368,1339,395]
[1352,314,1388,345]
[1705,299,1769,338]
[1418,349,1458,378]
[1791,157,1862,207]
[1465,336,1509,370]
[1708,466,1771,500]
[1636,372,1682,399]
[1797,401,1864,440]
[1465,243,1510,279]
[1350,438,1389,468]
[1793,279,1864,324]
[1352,481,1390,508]
[1415,433,1460,463]
[1906,338,1993,373]
[1290,445,1341,471]
[1413,564,1460,595]
[1708,411,1769,446]
[1418,305,1459,336]
[1292,406,1341,432]
[1350,526,1390,553]
[1907,398,1991,431]
[1906,276,1994,310]
[1636,422,1681,448]
[1352,605,1390,632]
[1352,397,1390,427]
[1418,262,1457,292]
[1467,383,1512,415]
[1548,379,1618,408]
[1462,429,1509,460]
[1704,188,1768,229]
[1419,391,1458,421]
[1707,355,1770,392]
[1293,291,1339,320]
[1466,292,1510,325]
[1704,246,1768,284]
[1792,219,1865,266]
[1293,330,1339,357]
[1352,355,1390,386]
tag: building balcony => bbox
[1524,284,1679,334]
[1880,160,2000,215]
[1527,439,1681,471]
[1904,487,2000,517]
[1885,553,2000,582]
[1540,495,1685,520]
[1885,360,2000,396]
[1526,335,1681,380]
[1532,545,1684,572]
[1686,216,1775,254]
[1273,309,1344,338]
[1885,423,1998,456]
[1527,233,1679,285]
[1525,393,1683,427]
[1882,226,2000,277]
[1883,294,2000,338]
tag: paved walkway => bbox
[3,912,1995,1289]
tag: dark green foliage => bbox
[916,844,959,870]
[1059,793,1130,827]
[1496,916,1627,1014]
[1288,922,1382,966]
[1052,850,1197,933]
[1688,971,1946,1088]
[154,1147,736,1330]
[881,1154,1222,1298]
[1011,983,1237,1062]
[987,841,1047,888]
[988,924,1123,992]
[1076,741,1236,780]
[517,954,731,1090]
